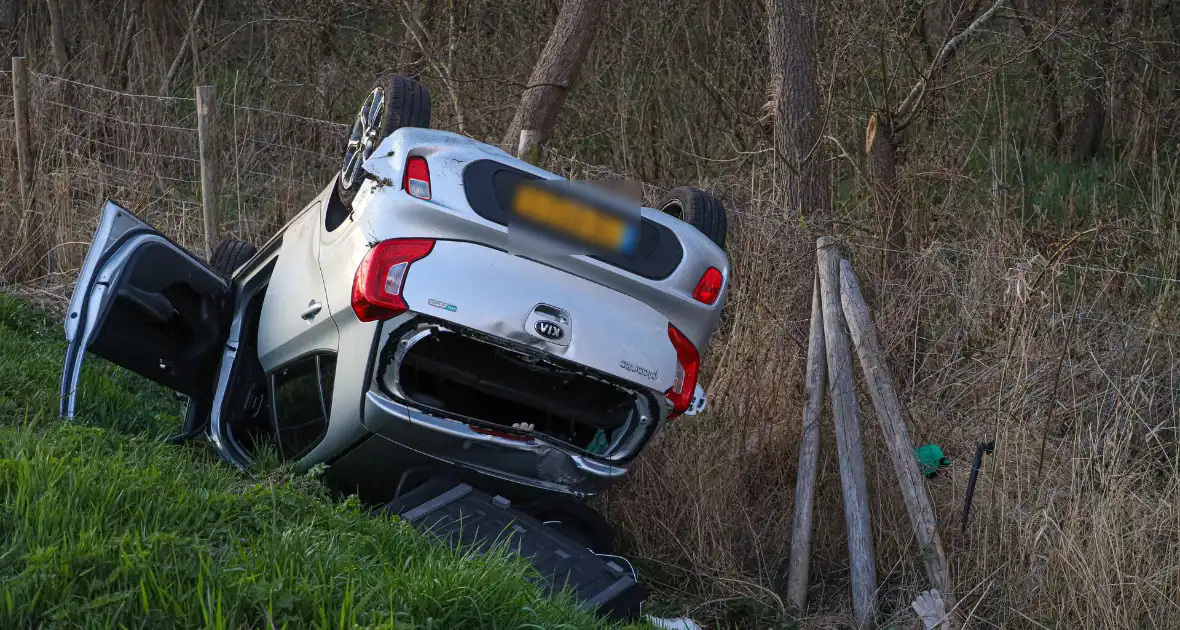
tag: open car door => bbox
[60,200,232,421]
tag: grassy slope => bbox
[0,294,635,629]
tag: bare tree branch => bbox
[160,0,206,95]
[895,0,1009,129]
[400,0,466,135]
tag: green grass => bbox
[0,293,637,629]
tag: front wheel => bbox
[337,75,432,207]
[657,186,728,250]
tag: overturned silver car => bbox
[59,75,729,546]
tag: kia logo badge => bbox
[534,320,565,341]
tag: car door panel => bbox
[256,201,339,372]
[61,200,231,418]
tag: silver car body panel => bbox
[256,200,339,372]
[61,128,730,499]
[330,127,730,351]
[399,240,677,391]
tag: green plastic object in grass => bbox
[915,444,951,478]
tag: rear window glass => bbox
[462,159,684,280]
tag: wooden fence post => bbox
[12,56,31,209]
[196,84,219,258]
[787,272,827,610]
[817,237,878,628]
[839,258,957,624]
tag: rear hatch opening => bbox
[381,323,649,457]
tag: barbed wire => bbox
[235,167,328,192]
[233,134,336,160]
[228,103,348,129]
[44,99,197,133]
[846,240,1180,287]
[32,73,195,102]
[65,154,202,186]
[6,70,1176,348]
[234,189,307,207]
[58,129,200,164]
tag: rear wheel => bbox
[338,75,432,206]
[657,186,727,250]
[209,238,257,279]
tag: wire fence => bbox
[0,70,344,276]
[2,68,1178,360]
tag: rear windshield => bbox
[461,159,684,280]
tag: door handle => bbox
[301,301,323,321]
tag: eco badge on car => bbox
[525,303,572,347]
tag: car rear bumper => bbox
[362,390,631,497]
[358,314,665,498]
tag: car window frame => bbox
[267,351,337,461]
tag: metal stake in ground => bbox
[817,237,878,628]
[787,272,826,610]
[839,258,956,626]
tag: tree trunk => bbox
[45,0,68,72]
[1074,63,1105,161]
[1014,0,1064,152]
[0,0,22,56]
[867,112,904,273]
[767,0,830,221]
[114,0,139,90]
[1172,0,1180,47]
[1036,57,1064,152]
[501,0,605,156]
[1073,0,1112,161]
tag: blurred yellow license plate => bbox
[510,181,638,253]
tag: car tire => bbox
[337,75,432,206]
[209,238,257,279]
[657,186,727,250]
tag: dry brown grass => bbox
[3,1,1180,628]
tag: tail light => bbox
[352,238,435,322]
[665,323,700,419]
[403,156,431,200]
[692,267,723,305]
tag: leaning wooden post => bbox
[12,56,32,209]
[787,272,827,610]
[817,237,878,628]
[196,85,219,258]
[839,258,957,622]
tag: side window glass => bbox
[270,354,333,461]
